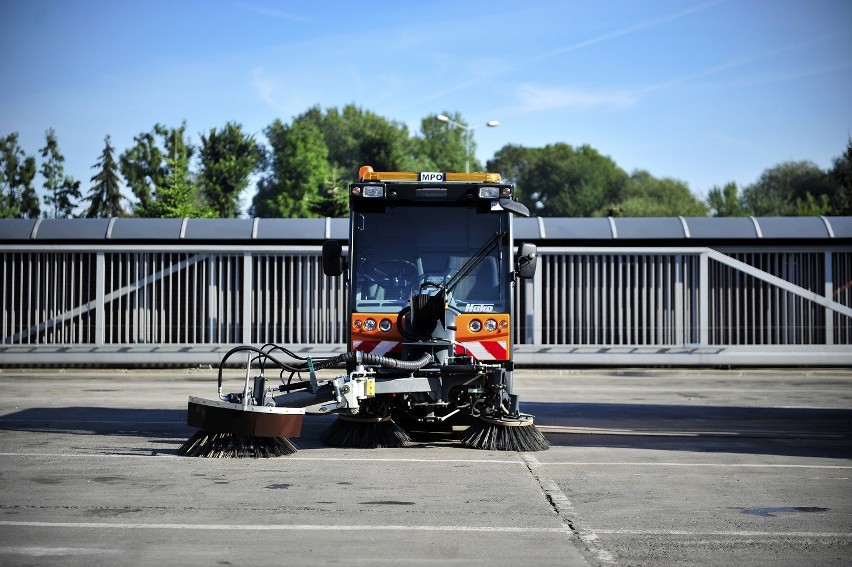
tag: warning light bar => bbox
[358,165,501,184]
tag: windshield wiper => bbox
[445,231,505,294]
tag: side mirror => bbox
[516,243,537,279]
[322,240,345,276]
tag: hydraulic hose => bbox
[216,346,434,398]
[360,351,433,371]
[314,351,433,372]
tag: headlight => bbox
[379,318,392,332]
[478,187,500,199]
[468,319,482,333]
[362,185,384,198]
[484,318,498,332]
[363,318,377,331]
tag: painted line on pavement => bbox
[0,520,564,534]
[535,461,852,469]
[0,452,520,464]
[538,425,846,439]
[594,529,852,538]
[1,452,848,469]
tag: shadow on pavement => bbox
[523,401,852,459]
[2,402,850,459]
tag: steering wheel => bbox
[367,259,419,284]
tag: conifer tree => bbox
[84,135,126,218]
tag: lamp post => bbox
[435,114,499,173]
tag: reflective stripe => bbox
[353,340,401,356]
[459,340,508,360]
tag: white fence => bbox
[2,243,850,366]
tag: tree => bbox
[828,136,852,215]
[0,133,39,218]
[40,129,81,218]
[311,164,350,218]
[84,135,126,218]
[707,182,746,217]
[198,122,261,218]
[487,144,536,203]
[251,119,329,218]
[416,111,471,172]
[304,104,417,175]
[741,160,832,216]
[119,131,165,216]
[120,122,196,216]
[147,145,212,218]
[516,143,628,217]
[614,170,708,217]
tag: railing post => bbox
[699,250,709,346]
[243,252,253,345]
[207,256,217,343]
[674,254,684,345]
[523,259,543,346]
[95,251,105,346]
[825,251,834,345]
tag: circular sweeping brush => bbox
[177,396,303,458]
[320,415,411,449]
[460,415,550,452]
[178,430,298,458]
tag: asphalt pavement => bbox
[0,367,850,566]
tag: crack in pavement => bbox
[521,454,615,566]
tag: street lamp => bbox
[435,114,500,173]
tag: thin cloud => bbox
[409,1,726,111]
[234,1,310,22]
[641,34,848,94]
[250,66,311,116]
[528,0,729,64]
[515,84,638,112]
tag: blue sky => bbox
[2,0,851,214]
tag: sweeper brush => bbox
[320,415,411,449]
[178,431,298,458]
[460,415,550,452]
[176,393,304,458]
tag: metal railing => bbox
[2,244,850,366]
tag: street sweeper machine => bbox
[178,165,549,457]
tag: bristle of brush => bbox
[177,430,298,458]
[460,420,550,452]
[319,417,411,449]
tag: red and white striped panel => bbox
[352,339,402,356]
[456,340,508,361]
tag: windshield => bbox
[352,205,508,313]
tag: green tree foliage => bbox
[828,136,852,215]
[316,104,415,174]
[615,170,708,217]
[707,182,746,217]
[496,143,627,217]
[251,119,329,218]
[40,129,81,218]
[487,144,535,204]
[312,165,350,218]
[84,135,126,218]
[198,122,261,218]
[416,111,471,172]
[147,146,213,218]
[119,131,165,215]
[0,133,39,218]
[741,160,833,216]
[120,123,197,217]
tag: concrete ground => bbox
[0,367,850,566]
